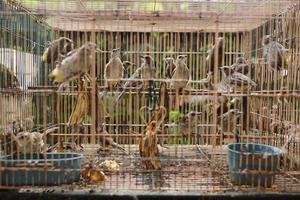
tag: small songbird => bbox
[262,35,289,73]
[175,111,202,137]
[10,127,58,154]
[96,126,128,154]
[49,42,101,85]
[163,57,176,79]
[43,37,74,64]
[140,55,156,86]
[0,64,20,89]
[217,109,242,141]
[171,55,189,89]
[206,37,224,74]
[119,61,136,87]
[104,48,124,89]
[115,55,156,102]
[122,61,136,79]
[221,66,256,91]
[231,57,250,75]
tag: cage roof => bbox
[12,0,300,32]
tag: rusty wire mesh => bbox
[0,0,299,194]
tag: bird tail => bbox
[41,126,59,137]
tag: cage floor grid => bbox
[13,145,300,194]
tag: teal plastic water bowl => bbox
[0,153,84,186]
[227,143,282,187]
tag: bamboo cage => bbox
[0,0,299,195]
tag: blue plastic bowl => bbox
[0,153,84,186]
[227,143,282,187]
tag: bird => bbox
[96,125,128,154]
[231,57,250,75]
[0,64,20,89]
[122,61,136,79]
[115,55,156,102]
[170,55,189,110]
[221,66,257,91]
[174,111,202,137]
[140,55,156,87]
[49,42,102,86]
[217,109,242,142]
[171,55,189,89]
[104,48,124,89]
[119,61,136,87]
[262,35,289,74]
[10,127,58,154]
[207,97,240,118]
[163,57,176,79]
[206,37,224,74]
[42,37,74,65]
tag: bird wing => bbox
[115,67,142,103]
[230,73,256,86]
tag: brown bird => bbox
[10,127,58,154]
[42,37,74,64]
[262,35,289,72]
[231,57,250,75]
[163,57,176,79]
[175,111,202,137]
[104,48,124,89]
[119,61,136,87]
[122,61,136,79]
[140,55,156,87]
[96,126,128,154]
[49,42,101,85]
[171,55,189,89]
[115,55,156,102]
[221,66,257,91]
[217,109,242,142]
[0,64,20,89]
[206,37,224,74]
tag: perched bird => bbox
[174,111,202,137]
[231,57,250,75]
[217,109,242,142]
[170,55,189,110]
[104,48,124,89]
[96,126,128,154]
[221,66,257,91]
[262,35,289,73]
[140,55,156,87]
[0,64,20,89]
[171,55,189,89]
[119,61,136,87]
[208,97,238,117]
[49,42,101,85]
[10,127,58,154]
[163,57,176,79]
[122,61,136,79]
[206,37,224,74]
[115,55,156,102]
[42,37,74,64]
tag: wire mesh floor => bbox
[13,145,300,194]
